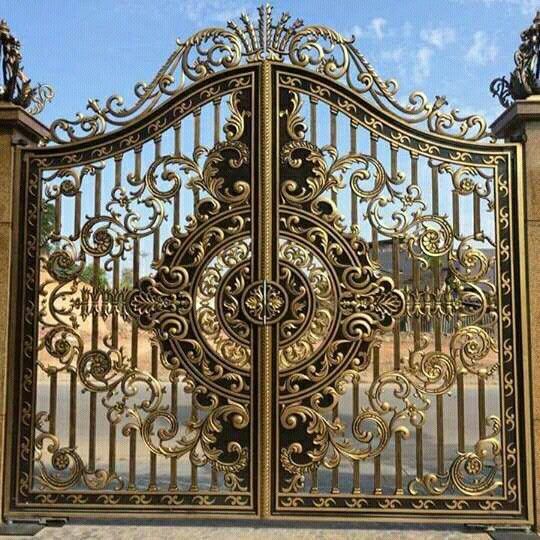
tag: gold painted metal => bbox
[44,5,492,145]
[272,69,528,522]
[259,60,273,518]
[2,3,533,528]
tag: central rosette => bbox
[195,237,337,372]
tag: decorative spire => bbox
[0,19,53,114]
[490,11,540,108]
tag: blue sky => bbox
[1,0,540,128]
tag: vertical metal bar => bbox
[351,122,360,494]
[478,377,486,439]
[452,188,465,454]
[310,97,317,145]
[52,187,61,445]
[209,98,221,493]
[474,188,486,441]
[174,122,182,156]
[349,126,361,494]
[170,378,178,491]
[213,97,221,145]
[391,144,403,494]
[331,402,340,493]
[473,192,481,235]
[128,147,141,490]
[89,166,102,472]
[49,372,57,435]
[310,468,319,494]
[458,374,465,452]
[329,104,340,493]
[54,196,61,237]
[189,393,199,492]
[411,153,423,481]
[260,60,273,518]
[187,118,199,492]
[74,191,81,239]
[149,137,161,491]
[69,370,77,448]
[432,164,444,476]
[350,120,358,227]
[71,178,80,446]
[173,123,182,228]
[370,134,381,494]
[309,99,318,496]
[108,155,122,476]
[171,125,181,491]
[352,380,361,494]
[193,108,201,210]
[330,106,337,204]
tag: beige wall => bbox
[0,130,13,520]
[522,123,540,532]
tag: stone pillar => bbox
[0,104,48,520]
[492,97,540,532]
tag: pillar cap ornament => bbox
[0,19,53,115]
[491,11,540,108]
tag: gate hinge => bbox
[0,517,66,537]
[8,516,68,527]
[465,524,535,538]
[39,517,68,527]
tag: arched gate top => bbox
[45,4,493,145]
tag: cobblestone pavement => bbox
[0,523,492,540]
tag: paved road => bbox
[33,380,501,493]
[23,523,492,540]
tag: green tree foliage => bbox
[79,265,109,289]
[120,268,134,289]
[40,203,56,253]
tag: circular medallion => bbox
[241,280,288,325]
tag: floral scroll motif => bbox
[47,5,490,143]
[35,433,122,491]
[68,92,250,268]
[409,417,503,497]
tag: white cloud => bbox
[402,21,413,38]
[348,18,389,41]
[171,0,258,24]
[450,0,540,15]
[420,27,456,49]
[465,31,498,65]
[413,47,433,83]
[350,25,363,39]
[370,17,387,39]
[381,47,405,63]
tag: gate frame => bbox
[0,5,536,530]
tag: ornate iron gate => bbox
[4,5,533,525]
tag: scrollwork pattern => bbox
[47,5,490,143]
[409,417,502,497]
[18,6,520,518]
[35,433,123,491]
